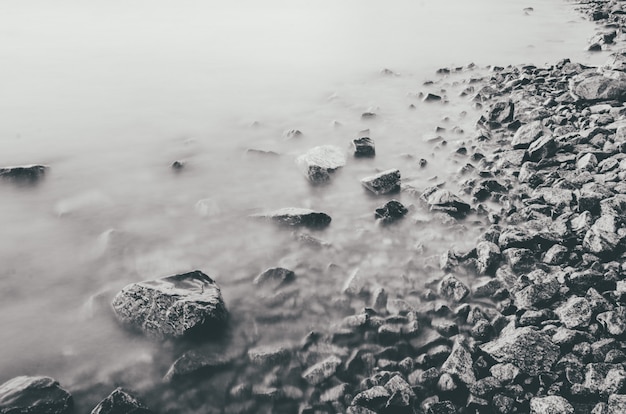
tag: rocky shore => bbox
[5,2,626,414]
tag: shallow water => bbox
[0,0,610,411]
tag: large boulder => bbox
[91,388,152,414]
[296,145,346,183]
[111,270,228,339]
[0,376,72,414]
[251,208,331,228]
[569,70,626,102]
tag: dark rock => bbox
[253,267,295,287]
[164,349,238,381]
[252,208,332,228]
[488,101,515,125]
[171,160,185,170]
[361,112,377,119]
[527,134,557,162]
[375,200,408,222]
[469,376,502,398]
[384,375,415,408]
[426,401,457,414]
[352,386,389,410]
[502,248,535,273]
[512,121,544,149]
[424,188,471,217]
[438,275,470,302]
[0,376,72,414]
[513,274,560,309]
[0,165,47,184]
[529,396,574,414]
[361,169,401,195]
[91,388,152,414]
[423,93,442,102]
[492,394,515,414]
[296,145,346,183]
[247,344,292,367]
[353,137,376,157]
[481,325,560,376]
[111,270,227,339]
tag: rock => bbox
[253,267,295,287]
[111,270,228,339]
[527,134,557,162]
[490,363,521,383]
[252,208,332,228]
[543,244,569,265]
[476,241,501,274]
[583,215,621,256]
[384,375,415,408]
[302,355,342,385]
[512,121,544,149]
[0,376,72,414]
[529,395,574,414]
[481,325,560,376]
[578,153,599,171]
[424,189,471,217]
[352,386,389,409]
[597,308,626,336]
[569,70,626,102]
[320,383,350,403]
[375,200,408,222]
[438,275,470,302]
[488,101,514,125]
[492,394,515,414]
[426,401,457,414]
[91,388,152,414]
[164,349,238,381]
[0,165,47,184]
[608,394,626,413]
[353,137,376,157]
[584,363,626,395]
[441,340,476,386]
[361,169,401,195]
[555,296,593,329]
[247,344,292,367]
[502,248,535,273]
[423,93,442,102]
[171,160,185,170]
[296,145,346,183]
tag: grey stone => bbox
[555,296,593,329]
[527,134,557,162]
[570,70,626,102]
[111,270,227,339]
[352,386,389,409]
[0,376,72,414]
[361,169,401,195]
[583,215,621,255]
[503,248,534,273]
[608,394,626,414]
[424,189,471,216]
[353,137,376,157]
[584,363,626,395]
[375,200,408,222]
[543,244,569,265]
[597,308,626,336]
[164,349,238,381]
[0,165,47,184]
[91,388,152,414]
[426,401,457,414]
[490,363,521,383]
[302,355,342,385]
[438,275,470,302]
[529,395,574,414]
[578,153,599,171]
[253,267,295,287]
[441,340,476,386]
[252,207,331,228]
[296,145,346,183]
[476,241,501,274]
[384,375,415,408]
[512,121,544,149]
[247,344,292,367]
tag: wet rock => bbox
[253,267,295,287]
[252,208,332,228]
[438,275,470,302]
[91,388,152,414]
[0,377,71,414]
[353,137,376,157]
[476,241,501,275]
[424,188,471,217]
[0,165,47,184]
[555,296,593,329]
[529,395,574,414]
[441,340,476,386]
[111,270,228,339]
[164,349,238,381]
[511,121,544,149]
[302,355,342,385]
[375,200,408,222]
[296,145,346,183]
[481,325,560,376]
[569,70,626,102]
[361,169,401,195]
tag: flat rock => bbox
[91,388,152,414]
[164,349,238,381]
[252,208,331,228]
[111,270,228,339]
[296,145,346,183]
[424,188,471,217]
[0,165,47,184]
[512,121,544,149]
[0,376,72,414]
[361,169,401,195]
[481,325,560,376]
[529,396,574,414]
[353,137,376,157]
[570,70,626,102]
[302,355,342,385]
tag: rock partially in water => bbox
[91,388,152,414]
[375,200,408,222]
[361,169,401,195]
[296,145,346,184]
[0,376,72,414]
[252,208,332,229]
[164,349,239,381]
[111,270,228,339]
[0,165,47,184]
[353,137,376,158]
[253,267,295,288]
[423,188,471,217]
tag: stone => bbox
[423,93,442,102]
[584,363,626,395]
[424,189,471,217]
[384,375,415,408]
[441,340,476,386]
[492,394,515,414]
[481,325,560,376]
[320,384,350,403]
[91,388,152,414]
[529,396,574,414]
[578,153,599,171]
[569,70,626,102]
[302,355,342,385]
[353,137,376,157]
[0,165,47,184]
[488,101,514,125]
[555,296,593,329]
[252,208,331,228]
[352,386,389,409]
[469,376,502,398]
[111,270,228,339]
[597,308,626,336]
[527,134,557,162]
[502,248,534,273]
[296,145,346,183]
[490,363,520,383]
[253,267,295,287]
[512,121,544,149]
[0,376,72,414]
[543,244,569,265]
[583,215,621,256]
[476,241,501,274]
[438,275,470,302]
[375,200,408,222]
[608,394,626,413]
[164,350,238,381]
[361,169,401,195]
[247,344,292,367]
[426,401,457,414]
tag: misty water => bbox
[0,0,611,411]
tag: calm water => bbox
[0,0,608,411]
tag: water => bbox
[0,0,608,411]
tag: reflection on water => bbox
[0,0,607,411]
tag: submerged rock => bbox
[91,388,152,414]
[0,165,47,184]
[111,270,228,339]
[252,208,332,228]
[296,145,346,183]
[164,349,239,381]
[253,267,295,287]
[0,376,72,414]
[361,169,401,195]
